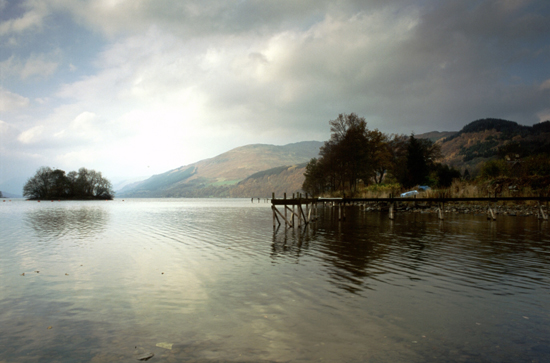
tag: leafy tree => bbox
[23,166,114,200]
[23,166,54,199]
[368,129,391,184]
[399,135,441,188]
[303,114,453,194]
[304,113,387,195]
[327,113,372,192]
[431,163,461,188]
[522,154,550,177]
[385,134,409,184]
[479,159,509,179]
[302,158,327,196]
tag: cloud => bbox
[0,52,60,80]
[0,120,20,141]
[55,0,330,37]
[17,124,44,144]
[2,0,550,192]
[36,1,550,138]
[20,53,60,79]
[0,87,30,112]
[0,0,48,37]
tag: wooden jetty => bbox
[271,193,549,229]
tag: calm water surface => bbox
[1,198,549,362]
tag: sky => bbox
[1,0,550,194]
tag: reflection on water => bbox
[1,199,549,362]
[272,207,550,298]
[25,205,109,241]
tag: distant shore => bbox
[26,196,113,201]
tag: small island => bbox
[23,166,114,200]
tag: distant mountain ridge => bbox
[416,131,457,142]
[118,118,549,198]
[119,141,323,197]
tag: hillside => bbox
[416,131,457,142]
[119,141,322,197]
[118,118,549,198]
[230,163,308,198]
[437,118,550,172]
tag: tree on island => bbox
[23,166,114,200]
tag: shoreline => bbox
[362,202,547,217]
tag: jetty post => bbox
[389,194,395,220]
[272,193,550,232]
[284,193,287,222]
[539,200,548,220]
[290,193,296,226]
[487,202,496,221]
[271,192,318,229]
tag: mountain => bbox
[436,118,550,171]
[119,141,323,198]
[112,176,150,192]
[230,163,308,198]
[119,118,549,198]
[0,191,22,198]
[416,131,457,142]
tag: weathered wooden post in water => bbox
[389,193,395,220]
[539,200,548,220]
[487,202,496,221]
[305,193,309,222]
[284,193,287,221]
[291,193,296,226]
[273,192,549,232]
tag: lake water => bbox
[1,198,549,362]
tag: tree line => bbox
[302,113,460,196]
[23,167,114,200]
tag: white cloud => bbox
[0,52,60,80]
[55,111,118,144]
[18,125,44,144]
[0,0,48,36]
[20,53,60,79]
[0,88,30,112]
[0,120,20,140]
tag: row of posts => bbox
[272,194,548,228]
[271,192,318,229]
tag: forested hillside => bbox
[438,118,550,172]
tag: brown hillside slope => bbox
[119,141,322,197]
[230,164,307,198]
